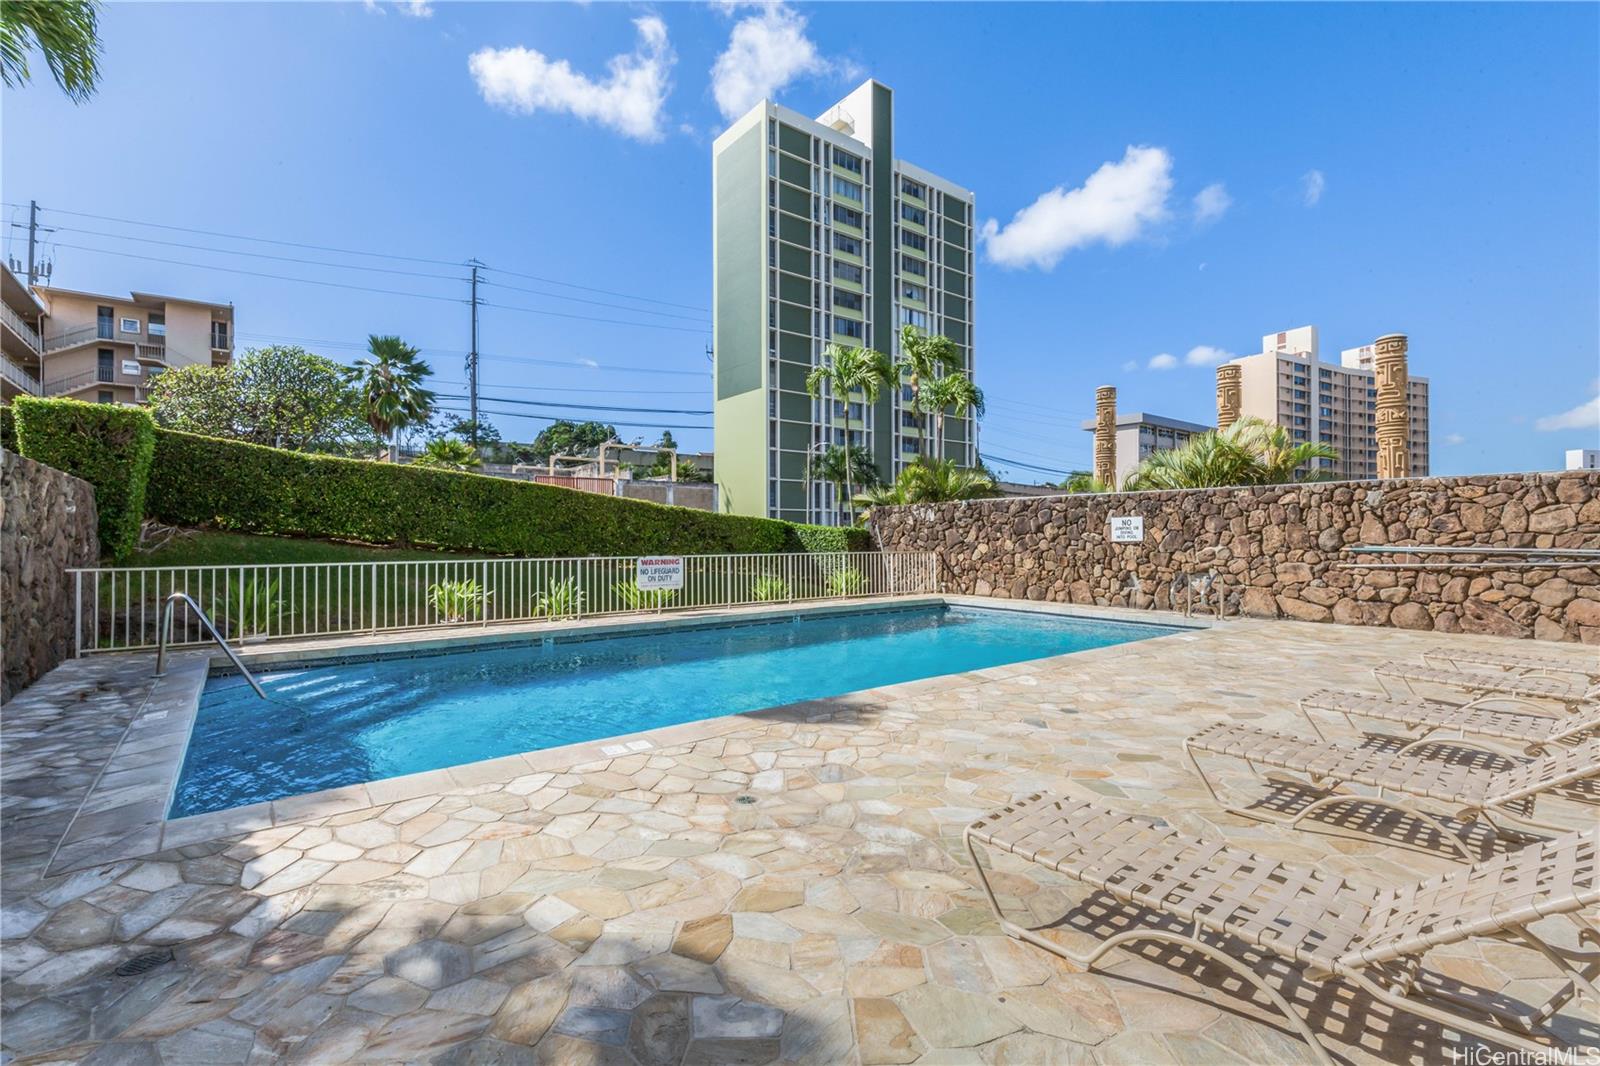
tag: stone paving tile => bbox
[3,618,1598,1063]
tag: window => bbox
[832,232,862,257]
[833,261,863,284]
[897,307,929,329]
[832,148,861,174]
[900,176,925,199]
[901,230,927,252]
[97,349,114,381]
[98,390,114,404]
[901,203,927,226]
[834,316,863,339]
[831,203,863,229]
[900,281,927,302]
[96,306,114,339]
[147,313,166,338]
[833,289,863,312]
[832,176,862,201]
[120,316,140,334]
[901,254,926,277]
[901,437,920,454]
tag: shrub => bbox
[0,406,15,451]
[146,428,865,559]
[825,566,867,596]
[752,575,791,602]
[611,581,678,610]
[12,397,156,560]
[428,579,489,622]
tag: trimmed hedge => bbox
[146,428,873,557]
[12,397,155,561]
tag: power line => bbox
[51,226,466,281]
[984,452,1069,478]
[236,330,710,379]
[481,263,707,314]
[481,299,710,335]
[480,278,707,323]
[434,379,706,397]
[435,392,710,416]
[434,403,709,433]
[50,242,466,304]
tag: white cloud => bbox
[980,146,1174,270]
[1535,390,1600,432]
[363,0,432,16]
[711,4,837,120]
[1301,169,1325,206]
[468,16,675,142]
[1192,182,1231,224]
[1443,433,1467,446]
[1121,360,1139,373]
[1184,345,1235,367]
[578,357,600,368]
[1147,352,1178,371]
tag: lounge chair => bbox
[1421,647,1600,685]
[1297,688,1600,756]
[1374,661,1598,715]
[1183,724,1599,859]
[965,794,1598,1066]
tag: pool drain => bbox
[114,949,173,977]
[734,794,758,805]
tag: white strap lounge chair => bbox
[1374,661,1599,715]
[1183,724,1600,859]
[1420,647,1600,685]
[1297,688,1600,756]
[965,794,1599,1066]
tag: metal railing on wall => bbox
[1340,545,1600,570]
[67,551,941,654]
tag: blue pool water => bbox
[171,605,1178,816]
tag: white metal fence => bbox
[68,551,941,654]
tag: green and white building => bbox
[712,79,977,523]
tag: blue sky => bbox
[4,1,1597,479]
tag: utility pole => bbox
[9,200,55,286]
[467,259,482,448]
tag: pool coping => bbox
[46,595,1211,873]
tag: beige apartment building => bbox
[1,264,48,401]
[30,287,234,405]
[1078,410,1212,486]
[1224,325,1428,479]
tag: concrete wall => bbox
[1,449,99,701]
[871,472,1600,644]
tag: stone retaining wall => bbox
[2,450,99,702]
[871,472,1600,644]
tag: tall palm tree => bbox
[1,0,102,101]
[919,372,984,458]
[895,325,963,459]
[807,445,880,525]
[805,343,893,521]
[855,457,996,519]
[354,335,435,462]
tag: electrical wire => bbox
[481,263,707,313]
[479,278,707,323]
[52,226,467,281]
[984,453,1069,477]
[434,392,710,416]
[480,300,710,335]
[434,403,709,433]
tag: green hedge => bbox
[12,398,155,560]
[0,405,15,452]
[146,428,872,557]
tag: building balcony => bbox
[1,301,43,354]
[43,366,121,397]
[1,352,42,396]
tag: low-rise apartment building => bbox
[1222,325,1429,479]
[33,287,234,405]
[1078,410,1212,486]
[1,264,47,401]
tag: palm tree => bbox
[807,445,880,525]
[1,0,102,101]
[1123,417,1340,490]
[411,438,481,471]
[1060,471,1110,493]
[895,325,963,459]
[354,335,435,462]
[804,343,893,521]
[919,372,984,458]
[855,457,996,519]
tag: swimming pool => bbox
[171,604,1179,816]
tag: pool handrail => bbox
[154,591,269,701]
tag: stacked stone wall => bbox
[2,449,99,701]
[871,472,1600,643]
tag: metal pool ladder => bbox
[153,591,269,700]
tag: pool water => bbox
[171,605,1178,816]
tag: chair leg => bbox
[1343,968,1568,1057]
[962,834,1335,1066]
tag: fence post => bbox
[73,570,83,657]
[481,560,490,628]
[370,563,379,634]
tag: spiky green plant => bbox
[752,575,791,602]
[534,578,584,619]
[428,579,489,623]
[1,0,102,102]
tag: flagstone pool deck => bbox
[2,601,1596,1065]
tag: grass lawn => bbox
[130,530,479,567]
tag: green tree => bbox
[146,345,376,453]
[528,419,618,463]
[1,0,102,102]
[1060,470,1110,493]
[1123,417,1339,490]
[856,456,996,517]
[919,372,984,458]
[411,438,482,471]
[896,325,963,459]
[805,343,894,521]
[431,414,500,448]
[353,335,434,462]
[807,444,880,525]
[656,430,677,450]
